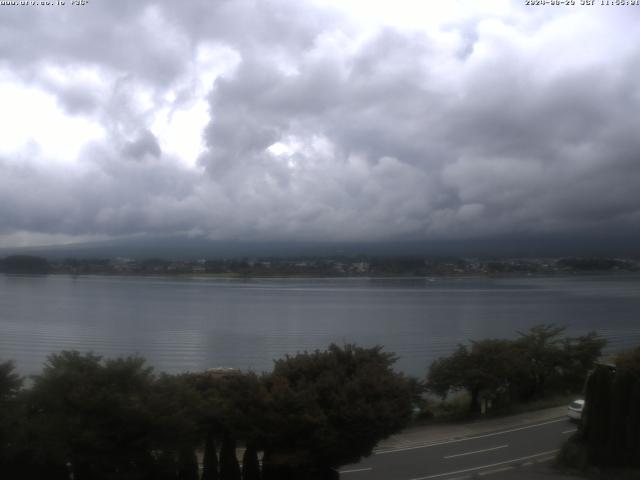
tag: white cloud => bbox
[311,0,512,30]
[150,43,241,167]
[0,79,105,163]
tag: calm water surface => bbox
[1,274,639,376]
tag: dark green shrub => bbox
[556,433,588,471]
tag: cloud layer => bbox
[0,0,639,247]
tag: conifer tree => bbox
[219,432,241,480]
[582,348,640,467]
[582,364,613,464]
[178,447,199,480]
[201,431,219,480]
[156,450,179,480]
[241,444,261,480]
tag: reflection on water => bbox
[1,274,639,376]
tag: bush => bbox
[556,433,589,471]
[413,405,435,422]
[431,392,472,420]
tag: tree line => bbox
[2,254,638,276]
[426,325,606,413]
[0,326,607,479]
[0,345,416,480]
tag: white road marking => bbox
[376,418,567,455]
[339,467,373,474]
[562,429,577,434]
[532,456,556,463]
[409,449,559,480]
[478,466,513,476]
[444,444,508,459]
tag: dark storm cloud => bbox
[197,12,640,240]
[0,1,639,245]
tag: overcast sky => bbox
[0,0,639,248]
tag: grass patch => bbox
[411,391,579,426]
[411,392,472,425]
[485,392,578,417]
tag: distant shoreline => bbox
[3,270,640,281]
[1,254,639,278]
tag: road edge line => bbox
[408,449,559,480]
[375,417,566,455]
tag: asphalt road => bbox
[339,416,576,480]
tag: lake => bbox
[1,274,639,377]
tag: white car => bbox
[567,399,585,422]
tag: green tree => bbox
[427,340,519,413]
[614,345,640,375]
[560,331,607,392]
[194,371,267,444]
[513,324,567,400]
[0,361,24,476]
[582,364,613,464]
[148,373,202,452]
[186,370,267,479]
[261,344,413,476]
[427,326,606,412]
[608,347,640,466]
[27,351,157,479]
[514,325,606,400]
[0,360,22,400]
[580,347,640,467]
